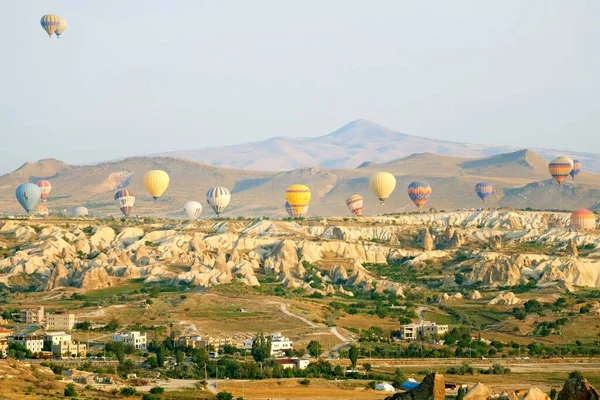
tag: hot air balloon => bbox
[408,181,432,210]
[55,19,67,37]
[475,182,493,203]
[16,183,42,214]
[285,184,311,217]
[183,201,203,220]
[114,190,135,217]
[285,202,308,218]
[36,180,52,203]
[206,186,231,216]
[143,170,170,200]
[71,206,88,217]
[346,194,363,216]
[548,157,574,185]
[40,14,61,37]
[570,160,582,180]
[570,209,596,231]
[369,172,396,205]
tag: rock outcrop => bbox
[384,373,445,400]
[488,292,521,306]
[464,382,493,400]
[558,375,600,400]
[523,387,550,400]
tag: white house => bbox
[8,335,45,353]
[242,332,294,357]
[399,321,448,341]
[112,331,147,350]
[44,332,72,346]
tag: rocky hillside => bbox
[1,210,599,295]
[2,149,600,217]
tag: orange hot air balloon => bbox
[548,157,573,185]
[570,209,596,231]
[36,180,52,203]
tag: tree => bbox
[64,383,78,397]
[456,386,466,400]
[156,345,166,368]
[149,387,165,395]
[348,344,359,368]
[216,392,234,400]
[105,317,120,331]
[549,388,557,400]
[363,363,372,372]
[120,387,137,396]
[251,332,272,363]
[306,340,321,358]
[176,350,185,365]
[392,368,405,388]
[147,355,158,369]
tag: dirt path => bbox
[266,301,321,328]
[207,380,218,394]
[416,306,428,321]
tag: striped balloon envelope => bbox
[36,180,52,203]
[408,181,432,210]
[285,201,308,218]
[548,157,574,185]
[346,194,363,216]
[570,160,582,180]
[114,189,135,217]
[570,209,596,231]
[206,186,231,216]
[475,182,493,203]
[40,14,61,37]
[285,184,311,217]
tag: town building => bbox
[0,337,7,358]
[0,327,13,338]
[21,307,44,325]
[45,312,75,331]
[399,321,449,341]
[243,332,293,357]
[112,331,147,350]
[207,336,234,349]
[269,332,293,356]
[44,332,72,346]
[176,335,206,350]
[52,340,87,358]
[275,358,310,370]
[8,335,45,354]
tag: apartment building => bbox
[21,307,44,325]
[45,312,75,331]
[176,335,206,350]
[399,321,449,341]
[243,332,293,357]
[8,335,45,353]
[52,340,87,358]
[44,332,72,346]
[207,336,234,349]
[112,331,147,350]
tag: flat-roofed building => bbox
[52,341,87,358]
[8,335,45,353]
[399,321,449,341]
[44,332,72,346]
[0,337,7,357]
[112,331,147,350]
[45,312,75,331]
[21,307,44,325]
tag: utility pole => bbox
[204,363,207,381]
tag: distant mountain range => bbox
[159,119,600,173]
[1,148,599,218]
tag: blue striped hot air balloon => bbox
[475,182,493,203]
[16,183,42,213]
[408,181,432,210]
[570,160,582,180]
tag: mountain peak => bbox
[323,119,405,139]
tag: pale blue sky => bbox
[1,0,599,173]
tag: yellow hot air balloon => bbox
[55,19,68,37]
[285,184,311,217]
[369,172,396,205]
[40,14,61,37]
[143,170,170,200]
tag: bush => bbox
[120,386,137,396]
[299,378,311,386]
[149,386,165,394]
[366,381,376,390]
[64,383,78,397]
[216,392,234,400]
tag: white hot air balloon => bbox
[206,186,231,216]
[183,201,203,220]
[71,206,88,217]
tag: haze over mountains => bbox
[2,148,600,218]
[160,119,600,173]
